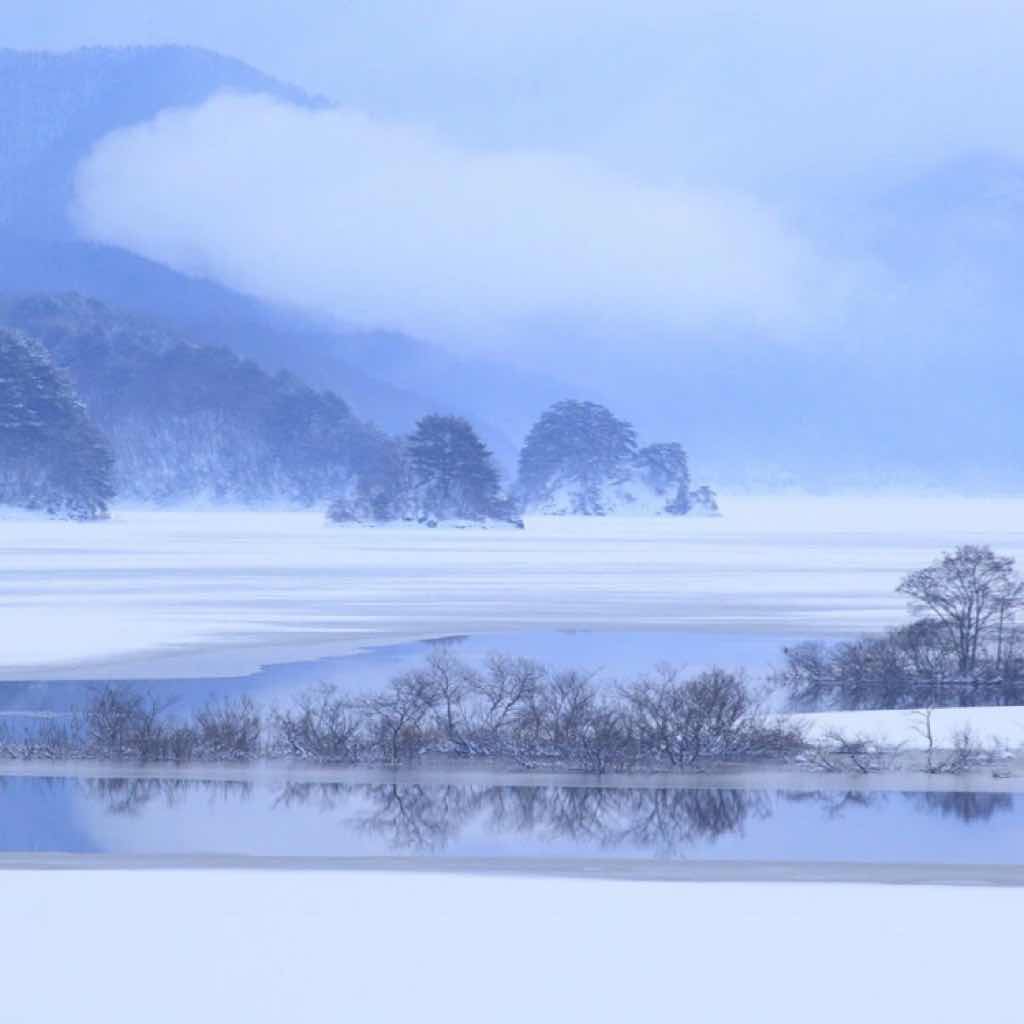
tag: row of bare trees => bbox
[0,649,802,771]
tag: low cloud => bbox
[72,93,844,352]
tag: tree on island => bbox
[0,328,114,519]
[635,442,691,513]
[407,414,518,524]
[518,399,638,514]
[517,399,715,516]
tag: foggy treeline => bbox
[0,295,714,523]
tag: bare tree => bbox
[194,696,262,760]
[897,545,1024,676]
[418,645,477,750]
[360,672,440,763]
[466,653,546,753]
[911,707,990,774]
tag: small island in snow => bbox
[516,400,718,518]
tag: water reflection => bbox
[907,791,1015,824]
[79,777,255,817]
[0,776,1016,861]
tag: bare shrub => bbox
[0,654,803,771]
[82,686,175,761]
[622,666,796,768]
[272,685,362,762]
[802,730,901,773]
[194,696,262,760]
[912,708,992,774]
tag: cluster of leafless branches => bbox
[800,708,1001,775]
[0,648,804,771]
[781,545,1024,711]
[800,732,906,774]
[0,691,264,762]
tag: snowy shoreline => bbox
[2,754,1022,792]
[1,853,1021,886]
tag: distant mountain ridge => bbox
[0,45,569,462]
[0,45,324,241]
[14,44,1023,491]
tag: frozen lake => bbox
[3,495,1024,682]
[0,628,808,716]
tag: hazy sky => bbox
[9,1,1024,359]
[10,0,1024,196]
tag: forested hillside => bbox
[0,326,113,519]
[2,294,399,504]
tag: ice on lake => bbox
[3,494,1024,681]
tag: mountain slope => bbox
[0,326,114,518]
[0,45,323,241]
[0,45,570,460]
[1,293,400,504]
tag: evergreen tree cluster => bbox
[330,414,520,526]
[516,399,716,516]
[330,399,715,527]
[0,327,114,519]
[0,294,715,526]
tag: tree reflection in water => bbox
[81,777,254,816]
[54,777,1017,855]
[907,791,1014,823]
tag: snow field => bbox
[2,870,1020,1023]
[790,705,1024,751]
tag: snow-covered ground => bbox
[791,705,1024,750]
[4,495,1024,679]
[2,870,1019,1022]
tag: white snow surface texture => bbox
[792,705,1024,749]
[2,871,1019,1024]
[4,495,1024,677]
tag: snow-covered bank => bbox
[791,705,1024,750]
[5,495,1024,679]
[3,871,1020,1022]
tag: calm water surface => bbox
[0,777,1019,864]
